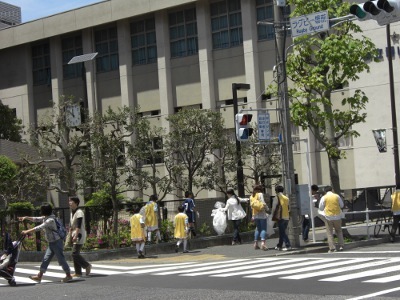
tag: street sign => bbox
[290,10,329,38]
[258,112,270,141]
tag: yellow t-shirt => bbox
[145,202,157,227]
[130,214,145,242]
[392,190,400,213]
[277,193,290,220]
[174,213,188,239]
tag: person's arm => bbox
[238,197,249,203]
[73,217,83,242]
[319,197,326,211]
[338,196,344,209]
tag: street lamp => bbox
[232,83,250,197]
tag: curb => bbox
[18,233,390,262]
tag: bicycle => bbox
[374,213,392,237]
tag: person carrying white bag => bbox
[220,188,249,245]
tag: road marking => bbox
[364,273,400,283]
[125,259,248,275]
[347,287,400,300]
[320,260,400,282]
[45,265,123,275]
[281,258,385,280]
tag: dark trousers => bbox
[72,244,90,275]
[231,219,241,243]
[391,214,400,238]
[302,218,310,241]
[277,219,290,248]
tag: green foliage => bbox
[197,222,212,236]
[160,219,174,242]
[0,155,18,204]
[165,108,227,195]
[7,201,35,213]
[0,100,23,142]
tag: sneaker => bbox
[338,246,344,252]
[328,249,337,253]
[29,275,42,283]
[85,264,92,276]
[274,246,282,251]
[71,273,82,278]
[183,250,189,253]
[175,245,179,253]
[282,246,292,251]
[61,275,73,283]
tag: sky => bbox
[3,0,105,22]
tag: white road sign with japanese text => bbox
[290,10,329,38]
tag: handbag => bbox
[232,207,246,220]
[272,202,282,222]
[64,231,73,247]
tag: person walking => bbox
[319,185,345,252]
[19,203,72,283]
[144,195,161,244]
[68,196,92,277]
[130,205,146,258]
[390,186,400,242]
[274,185,292,251]
[221,188,248,245]
[174,206,189,253]
[250,185,268,250]
[182,191,196,237]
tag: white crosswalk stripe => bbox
[3,257,400,286]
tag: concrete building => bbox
[0,0,398,201]
[0,1,21,29]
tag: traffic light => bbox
[235,113,253,141]
[349,0,400,25]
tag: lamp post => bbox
[386,24,400,187]
[232,83,250,197]
[273,4,300,248]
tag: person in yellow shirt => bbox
[250,185,268,250]
[130,206,146,259]
[319,185,344,252]
[274,185,291,251]
[174,206,189,253]
[390,187,400,242]
[144,195,161,244]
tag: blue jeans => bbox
[254,218,267,241]
[40,239,71,274]
[277,219,290,248]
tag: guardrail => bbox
[342,208,392,239]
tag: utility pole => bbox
[274,2,300,248]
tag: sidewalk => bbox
[19,223,390,262]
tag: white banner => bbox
[372,129,387,153]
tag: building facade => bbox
[0,1,21,29]
[0,0,399,200]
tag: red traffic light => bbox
[237,114,253,125]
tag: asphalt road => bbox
[2,242,400,300]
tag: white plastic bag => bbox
[266,214,275,237]
[211,201,227,235]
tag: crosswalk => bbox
[2,257,400,286]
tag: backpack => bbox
[51,217,67,240]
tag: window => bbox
[144,137,164,165]
[316,123,354,151]
[256,0,291,41]
[62,35,83,79]
[95,26,119,72]
[32,43,51,86]
[256,0,274,41]
[291,125,301,152]
[131,17,157,65]
[169,8,198,58]
[210,0,243,49]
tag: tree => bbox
[164,109,226,196]
[78,106,140,240]
[29,95,90,195]
[0,155,18,207]
[285,0,379,194]
[0,100,23,142]
[130,116,171,200]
